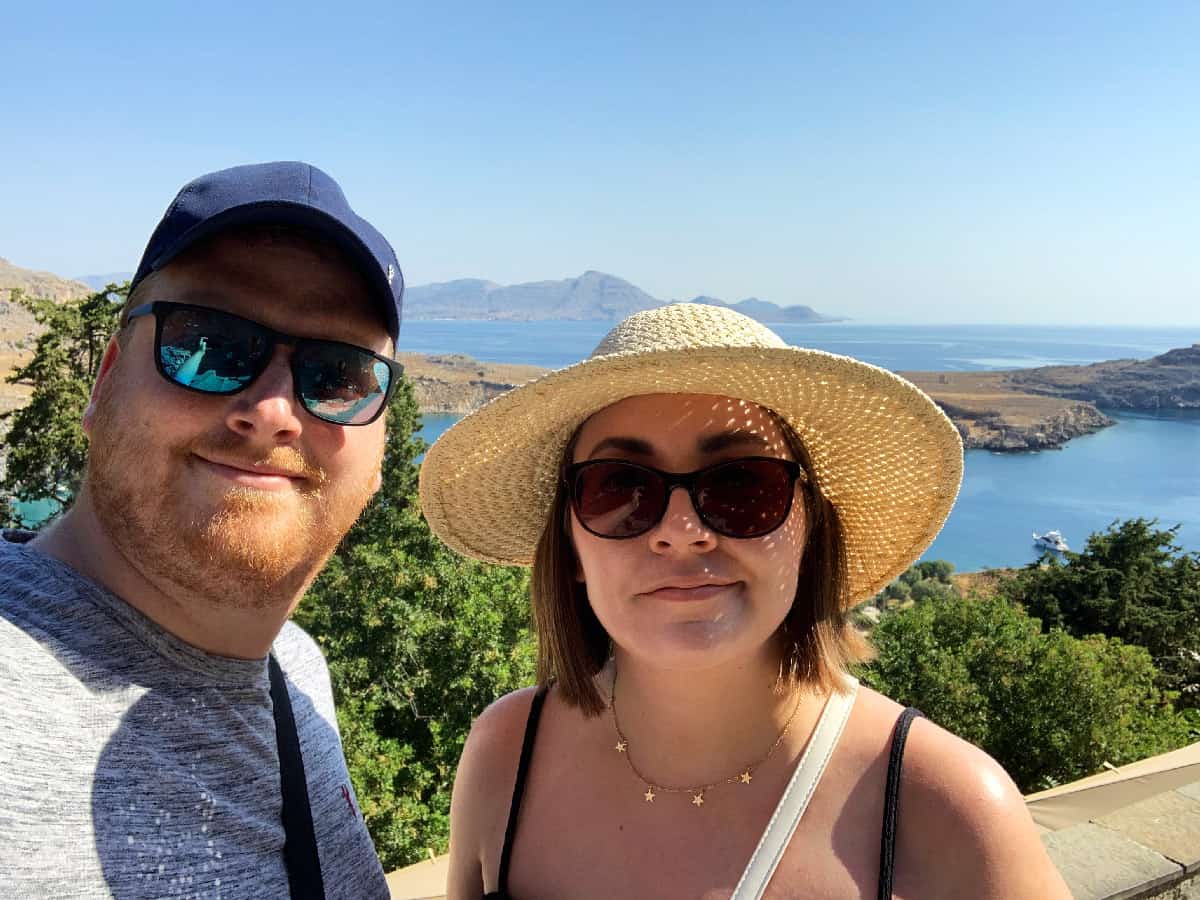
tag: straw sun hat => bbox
[418,303,963,605]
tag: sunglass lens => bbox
[157,307,269,393]
[293,342,390,425]
[573,461,667,538]
[695,459,795,537]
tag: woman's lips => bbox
[639,583,737,602]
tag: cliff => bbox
[398,353,548,414]
[900,370,1116,451]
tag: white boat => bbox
[1033,530,1069,552]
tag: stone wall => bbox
[1041,781,1200,899]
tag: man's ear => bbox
[81,336,122,434]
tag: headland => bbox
[405,344,1200,452]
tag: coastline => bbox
[403,352,1126,452]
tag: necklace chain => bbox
[609,665,804,807]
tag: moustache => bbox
[188,434,328,485]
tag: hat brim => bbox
[417,344,963,606]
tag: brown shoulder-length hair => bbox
[530,410,874,716]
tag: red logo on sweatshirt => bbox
[340,784,358,819]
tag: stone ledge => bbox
[1094,790,1200,875]
[1041,782,1200,899]
[1042,822,1181,900]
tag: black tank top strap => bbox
[877,706,923,900]
[492,683,551,898]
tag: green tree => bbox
[860,592,1196,791]
[998,519,1200,708]
[295,376,535,870]
[1,285,126,516]
[877,559,957,608]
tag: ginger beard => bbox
[84,367,382,609]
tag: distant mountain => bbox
[406,271,661,321]
[7,257,843,325]
[685,295,839,323]
[406,271,839,322]
[75,271,133,290]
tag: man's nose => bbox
[223,348,304,442]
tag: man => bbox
[0,162,401,898]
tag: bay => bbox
[411,322,1200,572]
[400,320,1197,372]
[15,322,1197,573]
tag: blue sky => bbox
[2,2,1198,325]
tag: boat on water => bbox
[1033,530,1069,552]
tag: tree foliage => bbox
[294,376,535,870]
[997,519,1200,708]
[1,285,126,516]
[875,559,958,607]
[860,591,1197,792]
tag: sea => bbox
[408,321,1200,573]
[12,322,1197,573]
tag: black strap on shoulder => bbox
[269,654,327,900]
[496,684,551,895]
[878,707,923,900]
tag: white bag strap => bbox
[730,676,859,900]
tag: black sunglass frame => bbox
[126,301,404,426]
[564,456,806,540]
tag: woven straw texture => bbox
[418,304,964,605]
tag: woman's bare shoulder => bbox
[468,687,542,756]
[855,686,1070,899]
[456,686,542,807]
[448,686,542,899]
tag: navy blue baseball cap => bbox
[130,162,403,341]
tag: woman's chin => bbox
[616,620,767,670]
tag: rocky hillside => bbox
[901,344,1198,450]
[902,369,1117,451]
[0,259,95,415]
[0,258,92,303]
[1008,345,1200,409]
[398,353,548,413]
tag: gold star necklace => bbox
[610,665,804,808]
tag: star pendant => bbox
[615,740,628,753]
[739,770,753,784]
[691,791,705,807]
[643,787,656,803]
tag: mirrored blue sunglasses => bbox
[125,302,403,426]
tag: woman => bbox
[419,304,1070,899]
